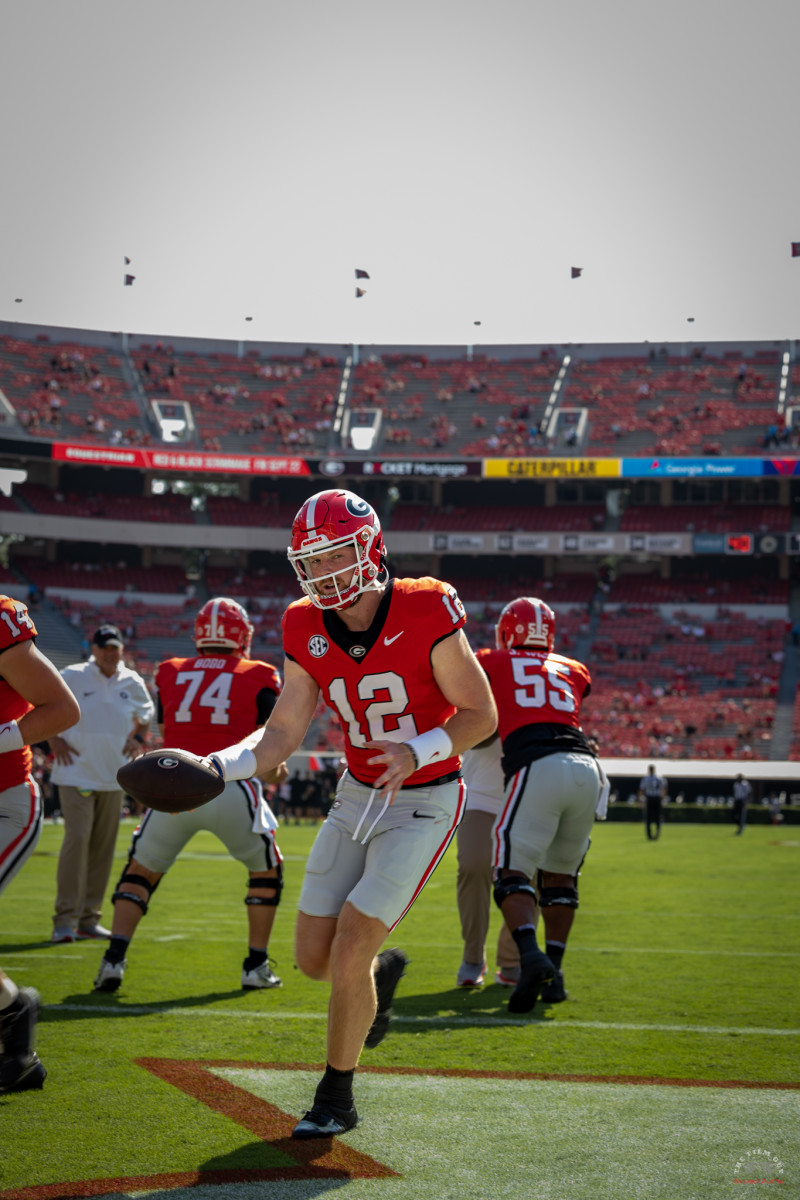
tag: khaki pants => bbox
[53,787,122,931]
[456,809,519,970]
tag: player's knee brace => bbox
[537,870,579,908]
[493,874,538,910]
[112,872,155,916]
[245,867,283,908]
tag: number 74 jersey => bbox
[476,646,592,740]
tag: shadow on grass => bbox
[42,988,247,1021]
[0,937,73,952]
[385,983,556,1031]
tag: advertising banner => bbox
[483,458,620,478]
[312,458,482,479]
[621,457,761,478]
[51,442,310,476]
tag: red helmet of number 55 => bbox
[495,596,556,652]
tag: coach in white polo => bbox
[49,625,154,942]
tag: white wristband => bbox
[404,726,454,772]
[209,744,258,782]
[0,720,24,755]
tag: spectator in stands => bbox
[638,764,667,840]
[48,626,155,943]
[732,773,752,835]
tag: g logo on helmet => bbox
[157,756,180,770]
[345,496,372,518]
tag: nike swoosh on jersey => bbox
[383,632,404,646]
[412,810,436,819]
[83,691,95,697]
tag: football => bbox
[117,748,225,814]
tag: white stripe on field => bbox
[47,1004,800,1036]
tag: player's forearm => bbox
[14,697,80,749]
[212,724,298,782]
[441,703,498,758]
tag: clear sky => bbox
[1,0,798,351]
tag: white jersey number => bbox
[328,671,418,746]
[172,670,234,725]
[511,658,576,713]
[0,603,35,640]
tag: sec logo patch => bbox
[308,635,329,658]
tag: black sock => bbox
[511,925,539,964]
[105,936,130,965]
[546,941,565,971]
[243,948,268,971]
[315,1064,355,1111]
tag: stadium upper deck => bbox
[0,321,797,461]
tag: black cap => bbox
[92,624,124,648]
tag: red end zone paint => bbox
[1,1060,795,1200]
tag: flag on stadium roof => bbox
[571,267,583,278]
[792,243,800,257]
[124,274,135,286]
[356,287,367,298]
[355,268,370,279]
[124,256,131,265]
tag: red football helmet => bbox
[287,489,386,610]
[194,597,253,655]
[495,596,556,652]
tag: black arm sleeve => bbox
[256,687,279,726]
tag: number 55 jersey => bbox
[282,577,466,788]
[476,646,595,781]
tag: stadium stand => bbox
[1,321,798,778]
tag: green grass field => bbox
[1,817,798,1200]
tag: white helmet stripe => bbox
[209,597,221,639]
[305,494,320,533]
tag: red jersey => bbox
[0,594,37,788]
[283,577,466,787]
[156,653,281,757]
[477,646,594,777]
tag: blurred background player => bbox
[478,596,605,1013]
[49,625,155,942]
[0,592,80,1094]
[208,489,497,1139]
[732,772,752,835]
[456,733,520,987]
[638,764,667,840]
[94,597,287,994]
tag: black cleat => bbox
[364,947,408,1049]
[0,987,41,1060]
[0,1051,47,1094]
[540,969,568,1004]
[292,1102,358,1139]
[507,949,555,1014]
